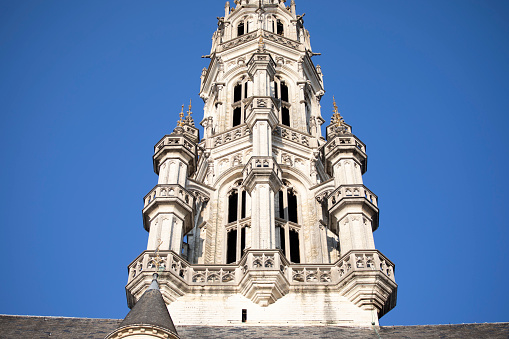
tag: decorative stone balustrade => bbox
[325,135,366,154]
[243,156,282,178]
[213,124,251,148]
[273,125,310,147]
[327,184,378,209]
[219,30,301,53]
[154,135,195,154]
[220,31,258,51]
[126,249,395,311]
[127,249,394,287]
[262,30,301,50]
[143,184,194,210]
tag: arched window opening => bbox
[289,229,300,263]
[233,107,242,127]
[228,191,239,223]
[279,226,286,256]
[241,227,246,255]
[282,107,290,127]
[278,192,284,219]
[277,19,284,36]
[238,21,245,37]
[232,81,249,127]
[287,189,298,223]
[241,191,247,219]
[226,181,249,263]
[274,81,279,99]
[227,229,237,264]
[281,82,289,102]
[276,184,301,262]
[234,84,242,103]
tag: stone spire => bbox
[106,274,180,339]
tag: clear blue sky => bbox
[0,0,508,326]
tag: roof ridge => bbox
[0,314,121,321]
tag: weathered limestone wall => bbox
[168,292,376,327]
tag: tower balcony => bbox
[324,134,367,174]
[244,96,280,130]
[126,249,396,318]
[142,184,195,234]
[242,156,283,193]
[327,184,379,230]
[153,134,197,176]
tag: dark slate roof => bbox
[119,277,178,336]
[0,315,121,339]
[1,315,508,339]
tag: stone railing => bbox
[128,251,190,283]
[154,135,194,154]
[262,30,301,50]
[326,135,366,154]
[327,184,378,209]
[143,184,194,209]
[213,124,251,148]
[273,125,310,147]
[243,156,282,178]
[220,31,258,51]
[128,249,394,286]
[289,250,395,284]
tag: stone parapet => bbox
[327,184,379,231]
[126,249,396,317]
[153,134,197,176]
[324,134,367,174]
[142,184,195,234]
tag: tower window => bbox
[241,227,246,255]
[287,190,298,223]
[233,107,242,127]
[277,19,284,36]
[279,226,286,256]
[242,309,247,323]
[278,192,284,219]
[282,107,290,127]
[241,191,247,219]
[234,84,242,103]
[226,182,249,263]
[289,229,300,263]
[232,81,250,127]
[276,185,301,262]
[228,191,239,223]
[227,229,238,264]
[238,21,245,36]
[281,82,289,102]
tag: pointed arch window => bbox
[226,181,249,264]
[238,21,245,37]
[232,80,250,127]
[276,183,301,263]
[273,79,291,127]
[277,19,284,36]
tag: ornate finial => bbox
[177,104,185,127]
[187,99,192,117]
[331,96,345,127]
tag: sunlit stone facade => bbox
[125,0,397,327]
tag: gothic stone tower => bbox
[125,0,397,327]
